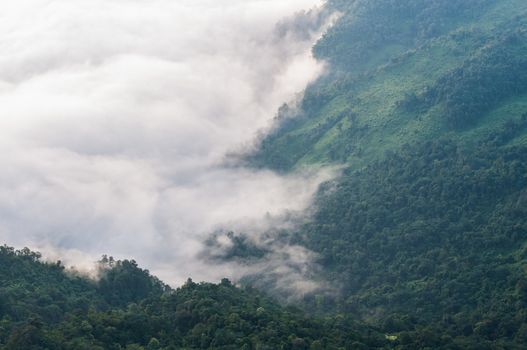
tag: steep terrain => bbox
[246,0,527,348]
[253,0,527,170]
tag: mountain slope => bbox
[252,0,527,171]
[245,0,527,348]
[298,126,527,348]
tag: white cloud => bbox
[0,0,331,287]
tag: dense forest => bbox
[252,0,527,170]
[298,119,527,348]
[245,0,527,348]
[0,246,389,349]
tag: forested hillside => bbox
[297,123,527,348]
[253,0,527,169]
[0,246,388,349]
[244,0,527,348]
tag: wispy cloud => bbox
[0,0,332,288]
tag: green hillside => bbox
[242,0,527,348]
[296,125,527,348]
[0,246,388,350]
[252,0,527,171]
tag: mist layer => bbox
[0,0,330,286]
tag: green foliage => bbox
[251,0,527,171]
[247,1,527,348]
[403,26,527,128]
[97,257,168,307]
[223,2,527,348]
[316,0,494,73]
[0,247,388,349]
[293,119,527,348]
[0,246,102,324]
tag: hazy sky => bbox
[0,0,332,288]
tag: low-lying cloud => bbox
[0,0,332,289]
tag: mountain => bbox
[244,0,527,348]
[253,0,527,170]
[3,0,527,349]
[0,246,387,349]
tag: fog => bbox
[0,0,333,289]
